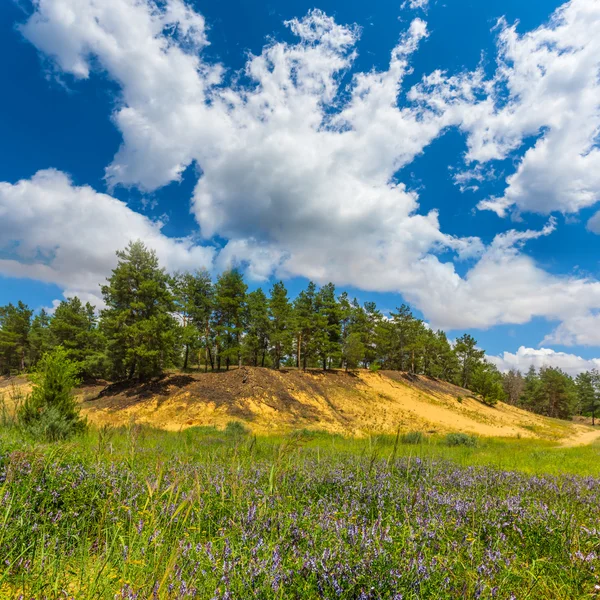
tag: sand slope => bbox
[2,368,597,441]
[68,367,593,441]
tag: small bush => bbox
[224,420,250,437]
[444,432,478,447]
[369,362,381,373]
[19,347,86,442]
[456,395,463,404]
[401,431,425,445]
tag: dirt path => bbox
[558,428,600,448]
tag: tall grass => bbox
[0,426,599,598]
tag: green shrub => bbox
[444,432,477,447]
[456,395,463,404]
[224,420,250,437]
[401,431,425,445]
[18,347,86,441]
[369,362,381,373]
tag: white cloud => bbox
[411,0,600,217]
[8,0,600,340]
[490,346,600,377]
[542,312,600,347]
[0,169,214,303]
[402,0,430,12]
[586,211,600,235]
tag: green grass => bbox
[1,425,599,598]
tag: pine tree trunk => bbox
[297,334,302,370]
[128,358,136,380]
[183,345,189,370]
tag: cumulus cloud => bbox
[542,312,600,347]
[0,170,214,303]
[411,0,600,217]
[490,346,600,377]
[8,0,600,339]
[402,0,430,11]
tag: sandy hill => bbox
[2,367,598,444]
[69,368,597,444]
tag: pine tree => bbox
[172,270,213,370]
[0,301,33,374]
[19,346,86,441]
[29,309,53,367]
[471,361,506,406]
[293,282,318,370]
[502,369,525,406]
[269,281,293,369]
[535,367,576,419]
[244,288,270,367]
[100,241,177,380]
[454,334,485,389]
[49,297,105,377]
[343,332,365,371]
[521,365,540,409]
[213,270,247,370]
[578,370,600,425]
[314,283,342,370]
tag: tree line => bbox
[0,240,596,419]
[502,366,600,423]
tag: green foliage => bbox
[224,420,250,437]
[172,270,214,370]
[520,366,577,419]
[18,347,86,441]
[444,432,478,447]
[244,288,270,367]
[471,361,505,406]
[400,430,425,444]
[576,370,600,424]
[268,281,293,369]
[101,240,177,380]
[1,429,599,598]
[454,334,485,389]
[1,240,592,424]
[0,301,32,374]
[343,331,365,371]
[213,270,247,370]
[49,297,106,378]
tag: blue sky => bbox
[1,0,600,374]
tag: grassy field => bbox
[1,425,600,599]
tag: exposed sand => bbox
[3,368,598,443]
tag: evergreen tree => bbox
[314,283,342,370]
[0,301,33,374]
[535,367,576,419]
[343,332,365,371]
[213,270,247,370]
[522,366,576,418]
[244,288,270,367]
[389,304,415,371]
[268,281,292,369]
[293,282,318,370]
[172,270,213,370]
[502,369,525,406]
[28,309,53,367]
[471,361,506,406]
[578,370,600,425]
[520,365,540,410]
[19,347,86,441]
[100,241,177,380]
[49,297,105,377]
[454,334,485,389]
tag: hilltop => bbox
[3,367,597,443]
[63,368,598,443]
